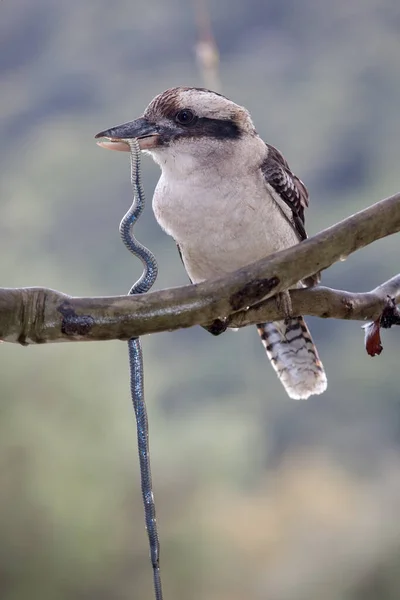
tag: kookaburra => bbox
[96,86,327,400]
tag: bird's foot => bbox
[276,290,293,321]
[202,317,229,336]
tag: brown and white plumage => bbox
[96,86,327,399]
[258,142,326,398]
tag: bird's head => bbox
[95,87,257,169]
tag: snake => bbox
[119,139,162,600]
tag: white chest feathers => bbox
[151,140,299,283]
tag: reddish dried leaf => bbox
[364,319,383,356]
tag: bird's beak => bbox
[95,117,160,152]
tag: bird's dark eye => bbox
[175,109,196,126]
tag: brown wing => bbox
[261,143,320,285]
[261,143,309,241]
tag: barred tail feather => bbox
[257,317,327,400]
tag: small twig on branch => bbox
[0,192,400,345]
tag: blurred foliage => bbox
[1,1,400,599]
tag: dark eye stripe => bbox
[150,115,242,147]
[189,117,241,140]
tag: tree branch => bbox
[233,275,400,327]
[0,192,400,344]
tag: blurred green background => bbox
[1,1,400,599]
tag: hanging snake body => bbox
[119,140,162,600]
